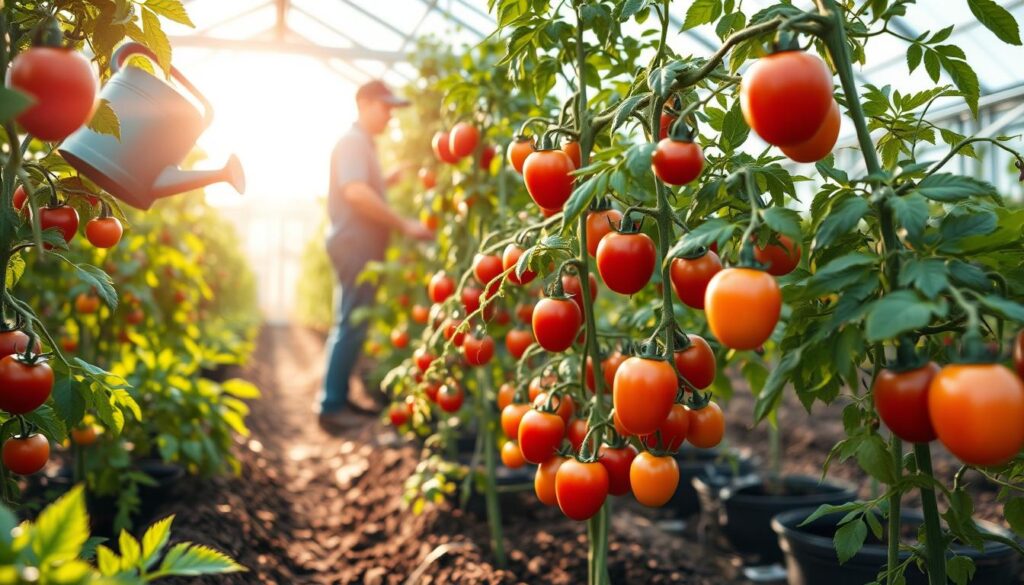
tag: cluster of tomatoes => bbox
[7,29,123,249]
[0,330,53,475]
[873,332,1024,467]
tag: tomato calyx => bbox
[533,387,571,415]
[952,330,1001,365]
[31,17,65,48]
[683,390,714,411]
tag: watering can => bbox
[59,42,245,210]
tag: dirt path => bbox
[161,325,760,584]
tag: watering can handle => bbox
[111,42,215,128]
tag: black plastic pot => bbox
[698,475,857,564]
[671,446,757,518]
[773,508,1019,585]
[135,459,185,521]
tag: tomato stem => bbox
[886,435,903,585]
[474,368,506,568]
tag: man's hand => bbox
[402,218,434,241]
[386,161,415,187]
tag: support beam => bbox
[412,0,487,38]
[274,0,289,41]
[168,35,407,63]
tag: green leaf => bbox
[939,56,980,117]
[24,406,67,443]
[648,61,688,99]
[157,542,245,576]
[948,259,991,290]
[96,545,121,576]
[890,193,929,241]
[666,218,738,258]
[720,103,749,151]
[834,517,868,564]
[32,485,89,563]
[5,254,25,288]
[87,99,121,140]
[906,43,922,73]
[813,197,869,251]
[967,0,1021,45]
[616,0,650,20]
[70,262,118,310]
[51,378,86,427]
[119,530,141,570]
[144,0,195,27]
[1003,498,1024,536]
[898,258,949,299]
[865,290,939,342]
[612,93,647,131]
[0,87,32,123]
[682,0,722,30]
[978,295,1024,322]
[141,9,172,75]
[913,173,995,202]
[805,253,877,298]
[761,207,803,241]
[799,501,864,526]
[141,516,173,570]
[856,434,896,483]
[946,555,976,585]
[221,379,261,399]
[754,348,801,422]
[938,207,997,251]
[561,171,604,234]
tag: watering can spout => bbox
[152,154,246,200]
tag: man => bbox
[319,80,433,432]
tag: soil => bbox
[151,325,1014,584]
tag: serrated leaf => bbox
[87,99,120,140]
[890,193,929,241]
[898,258,949,299]
[754,348,801,422]
[612,93,647,131]
[967,0,1021,45]
[141,516,173,570]
[939,56,979,117]
[978,295,1024,322]
[948,259,991,290]
[0,87,32,123]
[1003,498,1024,536]
[141,9,172,75]
[157,542,245,576]
[856,434,896,483]
[907,43,922,73]
[864,290,938,341]
[913,173,995,202]
[720,103,749,151]
[561,172,604,234]
[666,218,738,258]
[5,254,25,288]
[69,262,118,309]
[32,485,89,563]
[834,517,868,564]
[938,207,997,250]
[144,0,195,27]
[682,0,722,30]
[24,405,67,443]
[799,501,864,526]
[947,555,976,585]
[648,61,688,98]
[119,530,141,570]
[813,197,869,251]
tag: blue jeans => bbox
[319,274,376,414]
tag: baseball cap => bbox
[355,80,411,107]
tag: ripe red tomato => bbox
[596,232,656,295]
[0,355,53,414]
[674,334,716,390]
[659,111,675,140]
[497,383,515,411]
[928,364,1024,466]
[502,244,537,286]
[462,333,494,366]
[428,272,456,303]
[585,209,623,257]
[555,460,609,520]
[0,330,40,358]
[473,253,504,288]
[425,381,441,403]
[561,273,596,320]
[523,150,575,210]
[501,403,531,439]
[124,308,144,326]
[652,139,704,186]
[9,47,97,141]
[687,402,725,449]
[443,320,466,347]
[479,144,496,170]
[390,329,409,349]
[1015,331,1024,379]
[599,444,637,496]
[780,100,841,163]
[418,168,436,189]
[412,304,430,325]
[506,328,534,360]
[2,434,49,475]
[753,234,802,276]
[449,122,480,159]
[60,336,79,353]
[528,377,547,402]
[630,452,679,507]
[437,384,465,413]
[508,136,536,174]
[562,141,582,169]
[75,293,100,314]
[740,50,834,146]
[705,268,781,350]
[70,425,97,446]
[39,205,79,244]
[533,392,575,425]
[12,186,27,211]
[515,302,535,324]
[532,298,581,352]
[643,403,690,451]
[567,418,588,453]
[389,403,410,426]
[413,348,434,373]
[613,357,677,435]
[85,217,123,248]
[518,409,566,464]
[432,131,458,164]
[501,441,527,468]
[535,455,565,506]
[873,362,939,443]
[612,409,632,438]
[461,285,483,313]
[670,251,722,309]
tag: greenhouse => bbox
[0,1,1023,584]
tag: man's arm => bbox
[340,182,432,239]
